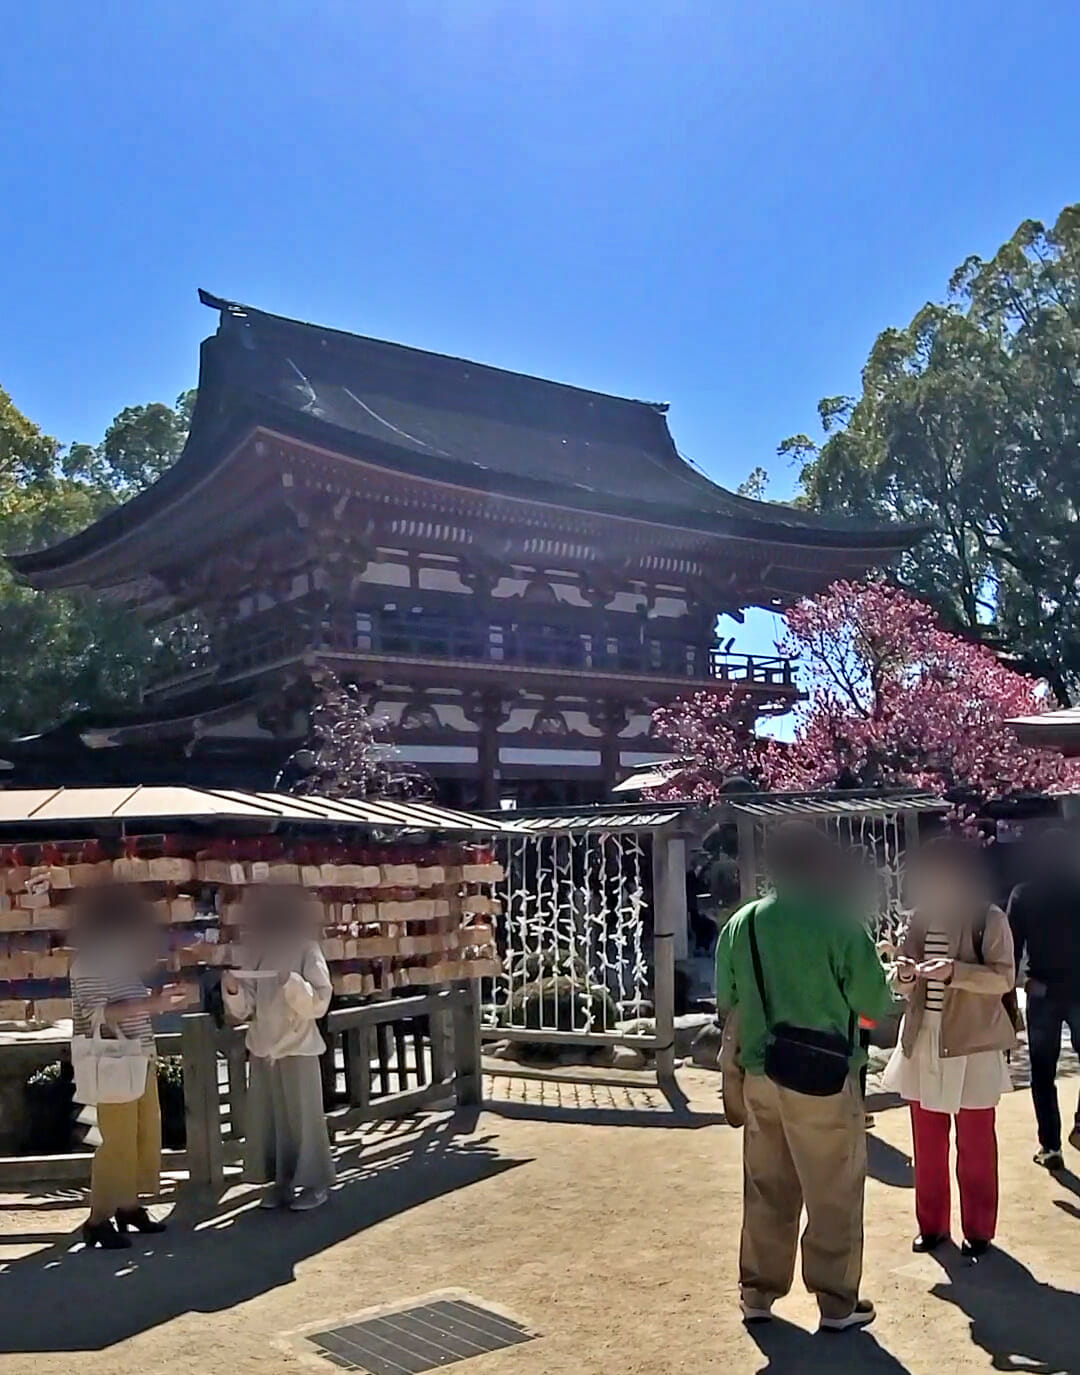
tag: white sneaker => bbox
[820,1300,876,1332]
[289,1188,329,1212]
[740,1299,773,1324]
[259,1187,291,1210]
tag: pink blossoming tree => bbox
[651,581,1080,803]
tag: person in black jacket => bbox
[1007,828,1080,1171]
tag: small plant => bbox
[23,1059,74,1153]
[26,1060,66,1091]
[156,1055,186,1148]
[156,1055,184,1088]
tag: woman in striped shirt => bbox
[69,885,194,1250]
[883,839,1016,1257]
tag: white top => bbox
[222,940,332,1061]
[882,923,1013,1113]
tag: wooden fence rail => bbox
[182,982,483,1187]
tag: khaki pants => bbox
[740,1073,866,1320]
[91,1070,162,1219]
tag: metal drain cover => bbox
[307,1297,537,1373]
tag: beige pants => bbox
[91,1071,162,1219]
[740,1073,866,1320]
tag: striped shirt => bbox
[70,954,156,1053]
[923,928,950,1012]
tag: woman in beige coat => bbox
[883,839,1016,1257]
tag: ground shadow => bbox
[747,1316,913,1374]
[931,1245,1080,1374]
[0,1109,528,1353]
[866,1134,913,1188]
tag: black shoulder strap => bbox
[747,907,771,1029]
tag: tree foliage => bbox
[789,206,1080,703]
[277,671,432,800]
[0,386,194,739]
[651,581,1080,805]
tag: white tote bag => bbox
[71,1016,150,1106]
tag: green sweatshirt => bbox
[715,890,892,1075]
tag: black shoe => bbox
[913,1233,949,1253]
[962,1239,992,1259]
[83,1219,132,1250]
[1034,1148,1065,1171]
[115,1206,167,1235]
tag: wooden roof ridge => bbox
[9,290,926,586]
[197,289,675,418]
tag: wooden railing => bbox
[181,984,482,1186]
[153,606,797,692]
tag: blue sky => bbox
[3,1,1079,660]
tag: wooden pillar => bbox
[224,1036,247,1141]
[181,1013,224,1189]
[473,690,504,811]
[651,833,679,1085]
[594,698,630,797]
[736,809,758,903]
[452,981,483,1107]
[668,836,689,960]
[429,991,454,1086]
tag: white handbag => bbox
[71,1014,150,1106]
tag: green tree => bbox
[789,206,1080,703]
[0,387,194,738]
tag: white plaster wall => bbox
[418,566,471,593]
[359,561,411,588]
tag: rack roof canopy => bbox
[11,293,922,591]
[0,785,500,835]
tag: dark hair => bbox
[766,822,836,887]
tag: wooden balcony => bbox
[149,608,798,699]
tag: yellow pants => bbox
[91,1071,162,1219]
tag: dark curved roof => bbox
[11,292,921,580]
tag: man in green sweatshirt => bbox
[715,822,892,1332]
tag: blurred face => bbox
[246,888,309,940]
[906,858,978,921]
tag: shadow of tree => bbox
[0,1111,528,1354]
[931,1246,1080,1374]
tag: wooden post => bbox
[736,810,757,903]
[903,809,921,856]
[651,833,679,1085]
[343,1026,372,1111]
[667,836,689,960]
[452,981,483,1107]
[181,1012,224,1189]
[429,994,453,1086]
[225,1036,247,1141]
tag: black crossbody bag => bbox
[748,909,854,1097]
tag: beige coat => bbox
[892,905,1017,1060]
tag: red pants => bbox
[910,1102,998,1242]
